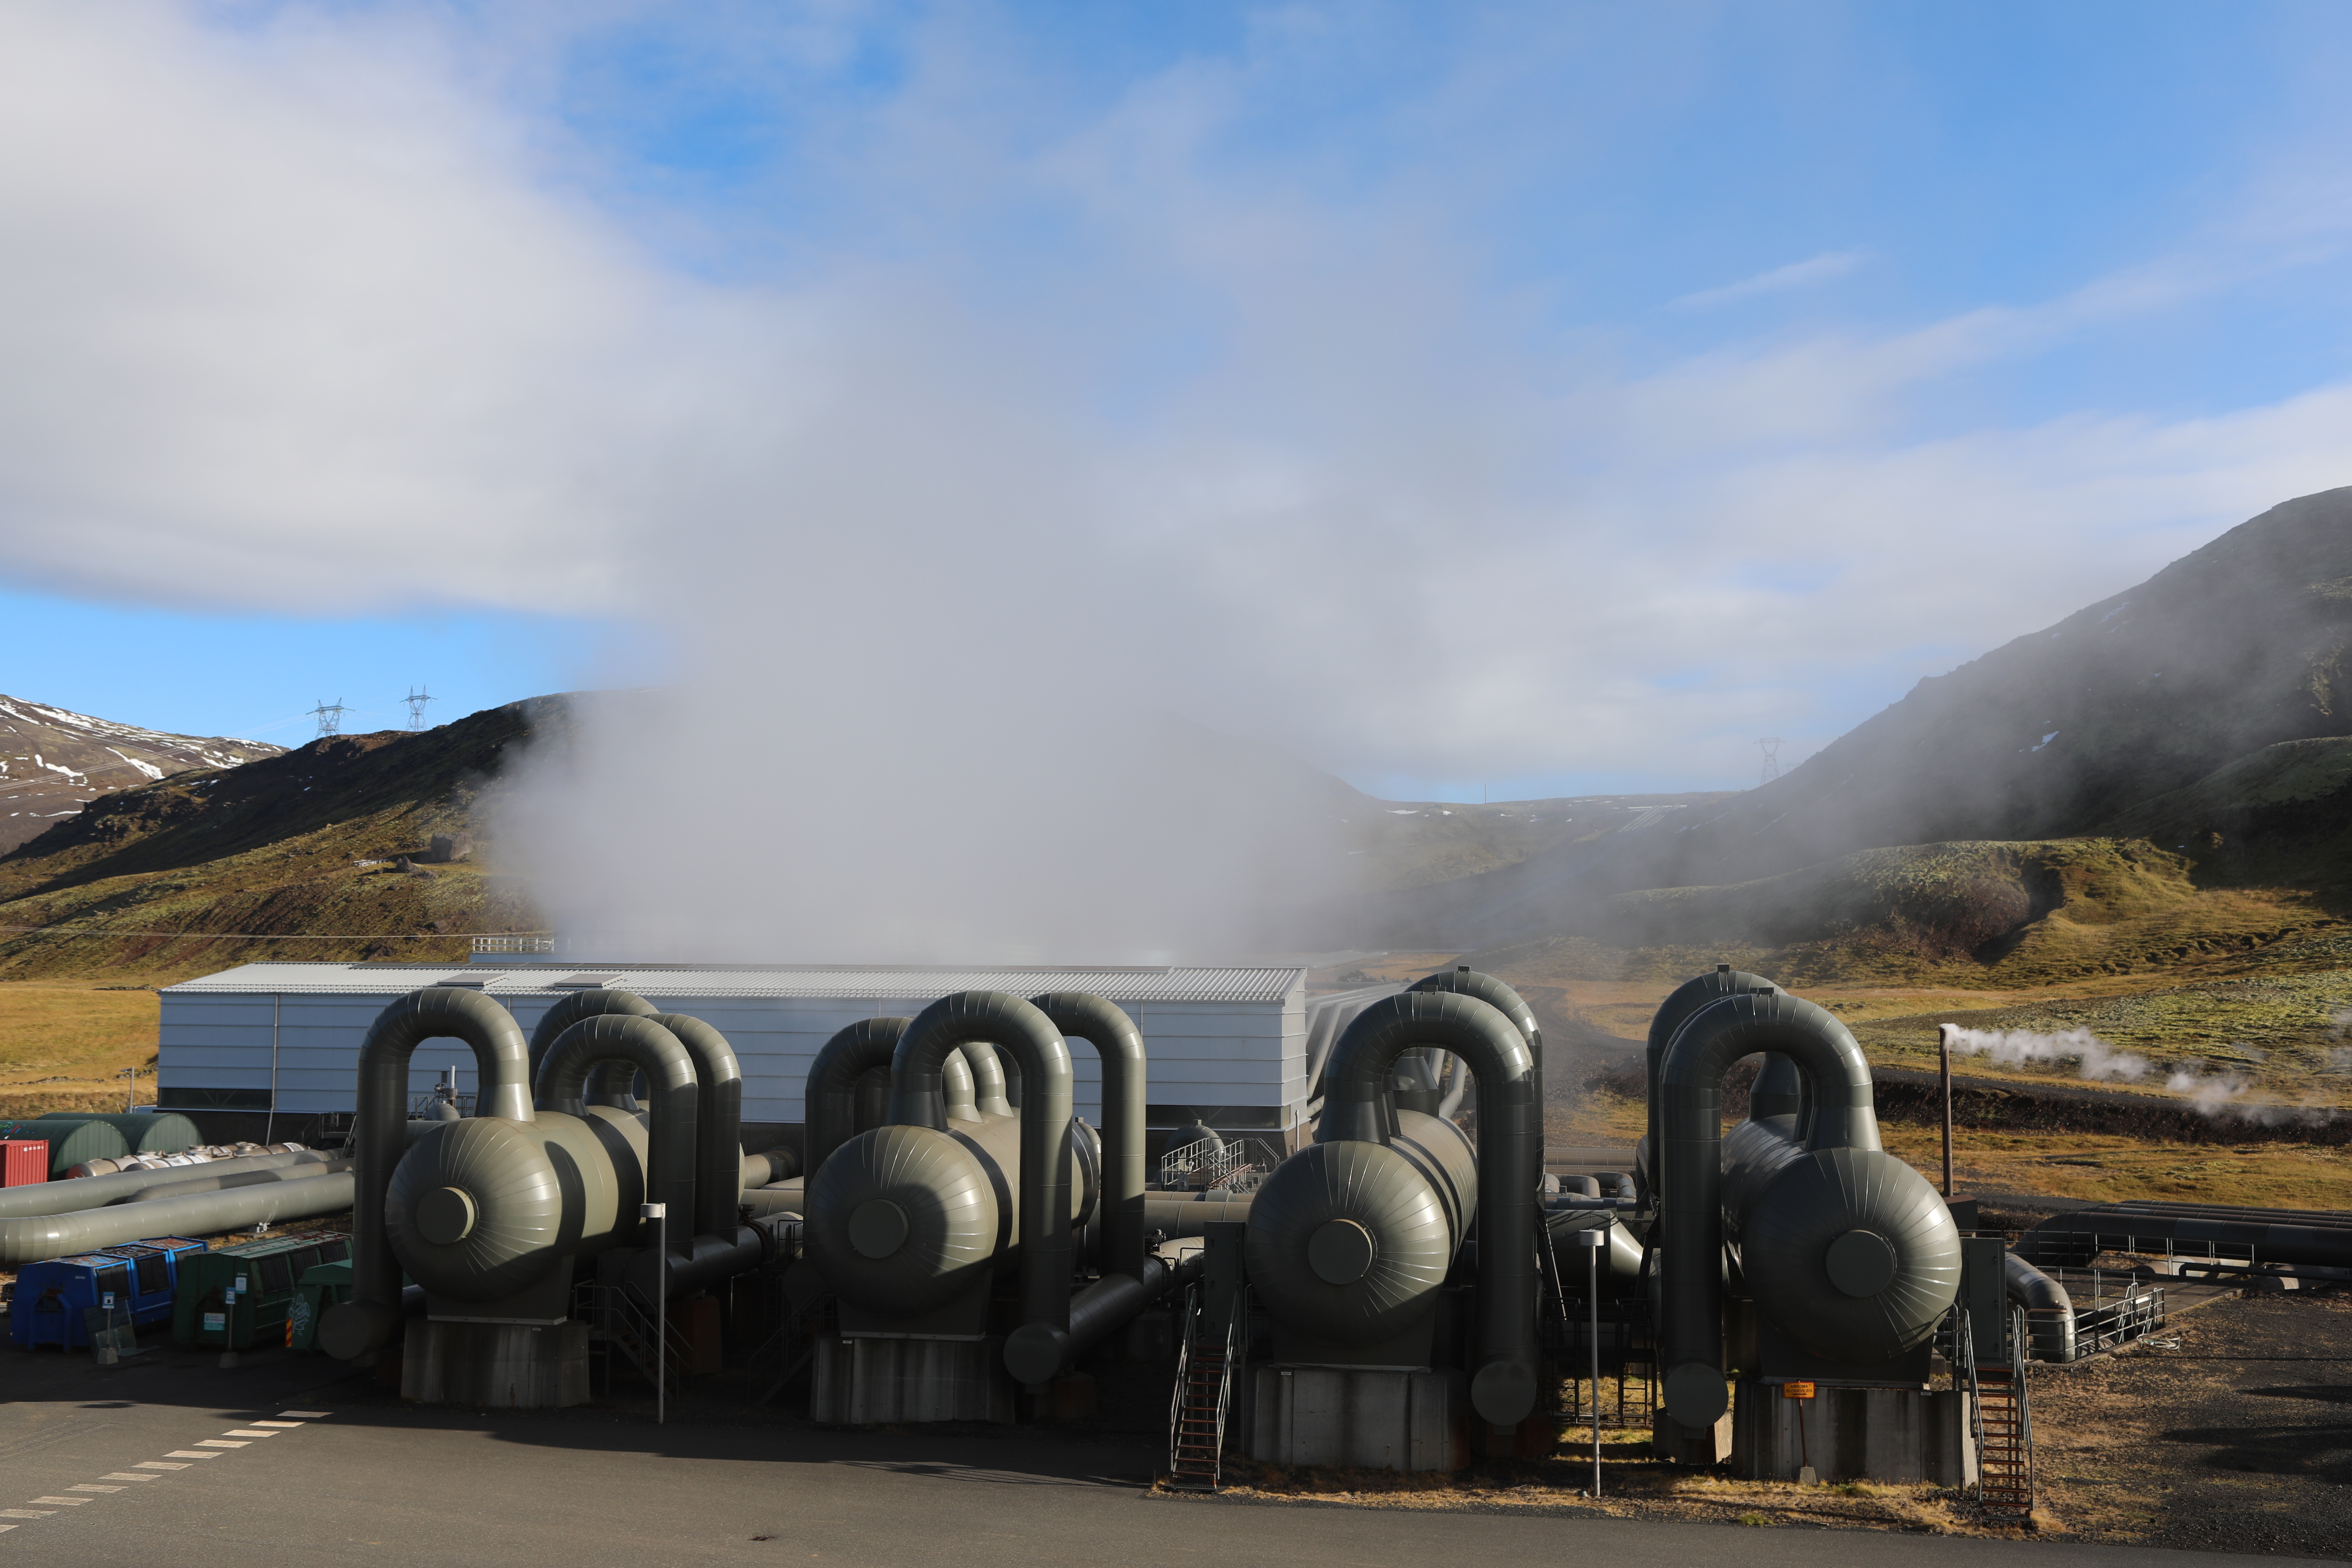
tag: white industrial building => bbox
[157,960,1395,1147]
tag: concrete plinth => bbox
[1248,1366,1468,1473]
[1652,1408,1733,1465]
[811,1336,1017,1424]
[1730,1383,1977,1486]
[400,1320,590,1408]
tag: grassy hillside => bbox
[0,697,563,984]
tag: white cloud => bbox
[1671,249,1872,310]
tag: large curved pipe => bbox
[961,1041,1013,1117]
[0,1148,335,1220]
[649,1011,746,1238]
[527,988,659,1100]
[1642,965,1777,1197]
[886,991,1076,1382]
[1029,992,1148,1282]
[0,1171,358,1267]
[1409,967,1540,1129]
[1654,987,1879,1427]
[324,987,534,1359]
[805,1018,911,1178]
[1318,989,1540,1428]
[2004,1252,2077,1364]
[538,1015,699,1251]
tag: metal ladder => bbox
[1167,1282,1241,1492]
[581,1281,683,1398]
[1962,1306,2035,1520]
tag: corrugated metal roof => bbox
[164,961,1306,1004]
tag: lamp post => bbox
[641,1201,667,1426]
[1576,1223,1606,1497]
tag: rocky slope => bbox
[1394,485,2352,947]
[0,695,282,854]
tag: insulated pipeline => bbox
[0,1148,337,1220]
[1029,992,1149,1282]
[526,988,658,1100]
[1316,989,1541,1428]
[0,1171,358,1267]
[538,1014,699,1251]
[805,1018,912,1178]
[886,991,1076,1382]
[127,1157,353,1204]
[649,1011,748,1237]
[321,987,534,1360]
[1408,968,1540,1130]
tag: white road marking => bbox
[100,1475,158,1482]
[68,1485,124,1492]
[0,1510,56,1519]
[163,1451,220,1460]
[28,1497,90,1506]
[280,1409,331,1418]
[224,1429,279,1437]
[139,1461,194,1469]
[250,1420,305,1428]
[195,1440,248,1448]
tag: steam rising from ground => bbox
[1940,1023,2336,1125]
[1940,1024,2151,1083]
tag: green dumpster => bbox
[173,1233,351,1350]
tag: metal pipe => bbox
[2017,1203,2352,1270]
[959,1041,1013,1117]
[1316,989,1540,1428]
[0,1148,334,1219]
[1142,1191,1255,1236]
[320,987,534,1360]
[127,1156,352,1203]
[648,1011,747,1238]
[1029,992,1148,1283]
[1007,1247,1205,1383]
[1409,966,1540,1131]
[1641,965,1777,1199]
[2003,1251,2077,1363]
[1654,987,1904,1429]
[805,1018,912,1178]
[538,1014,699,1252]
[0,1171,357,1266]
[886,991,1076,1383]
[526,988,658,1098]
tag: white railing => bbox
[1158,1136,1280,1195]
[471,935,555,954]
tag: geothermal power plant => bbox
[13,953,2328,1509]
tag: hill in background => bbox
[0,695,282,854]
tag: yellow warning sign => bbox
[1782,1381,1816,1399]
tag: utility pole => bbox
[1757,737,1783,786]
[308,699,352,739]
[1938,1023,1956,1196]
[402,687,436,732]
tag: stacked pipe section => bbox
[1246,983,1542,1428]
[1652,976,1959,1432]
[321,986,779,1362]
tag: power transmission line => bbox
[1757,737,1783,786]
[308,699,352,739]
[402,686,436,732]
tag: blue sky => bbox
[4,1,2349,795]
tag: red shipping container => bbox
[3,1139,48,1186]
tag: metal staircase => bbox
[1960,1306,2035,1521]
[1167,1281,1243,1492]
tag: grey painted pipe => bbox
[323,987,534,1360]
[0,1170,357,1267]
[1642,966,1777,1196]
[742,1148,800,1188]
[805,1018,912,1179]
[1030,992,1148,1283]
[1654,987,1881,1427]
[1319,989,1540,1428]
[2004,1252,2078,1363]
[1006,1247,1205,1384]
[649,1012,747,1238]
[942,1049,978,1122]
[539,1014,699,1252]
[527,988,658,1099]
[1409,968,1540,1126]
[128,1156,353,1204]
[0,1148,335,1220]
[1143,1192,1254,1236]
[886,990,1076,1383]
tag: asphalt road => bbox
[0,1345,2322,1567]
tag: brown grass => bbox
[0,981,160,1118]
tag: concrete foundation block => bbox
[400,1319,590,1408]
[1248,1366,1468,1473]
[1730,1383,1977,1486]
[1652,1408,1734,1465]
[811,1336,1017,1424]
